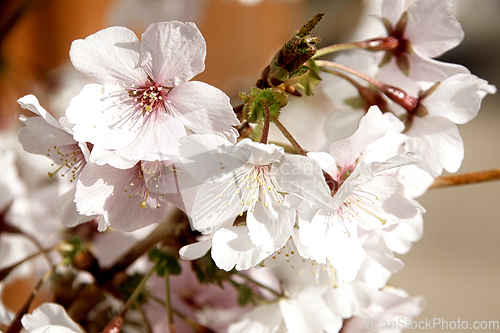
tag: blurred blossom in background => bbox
[0,0,499,331]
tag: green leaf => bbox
[241,88,288,122]
[148,248,182,277]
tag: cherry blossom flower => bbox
[404,73,496,176]
[295,107,422,283]
[75,160,173,231]
[67,21,239,168]
[378,0,469,82]
[17,95,96,227]
[178,134,332,270]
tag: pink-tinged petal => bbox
[167,81,239,143]
[211,226,273,271]
[381,0,405,25]
[66,84,137,150]
[21,303,84,333]
[18,95,62,130]
[140,21,206,86]
[113,113,186,162]
[329,106,387,167]
[88,146,138,169]
[54,186,96,228]
[75,162,169,232]
[179,239,212,260]
[272,154,332,213]
[407,51,469,82]
[228,303,283,333]
[405,116,463,177]
[406,0,464,58]
[246,200,294,254]
[424,73,496,125]
[70,26,143,86]
[18,117,75,162]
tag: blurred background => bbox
[0,0,499,331]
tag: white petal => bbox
[237,139,284,166]
[381,0,405,25]
[211,226,273,271]
[70,26,142,86]
[66,84,136,150]
[54,186,96,228]
[272,154,333,213]
[329,106,387,167]
[179,239,212,260]
[246,200,294,254]
[407,50,469,82]
[406,0,464,58]
[405,116,464,177]
[141,21,206,86]
[113,113,186,162]
[167,81,239,143]
[179,134,250,183]
[228,303,283,333]
[18,95,62,130]
[424,73,496,125]
[21,303,83,333]
[189,181,242,234]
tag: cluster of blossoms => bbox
[1,0,496,332]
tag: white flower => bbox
[178,135,332,270]
[404,73,496,176]
[295,107,422,283]
[67,21,239,168]
[378,0,469,81]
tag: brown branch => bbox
[430,168,500,189]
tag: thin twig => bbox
[430,168,500,189]
[164,273,176,333]
[271,116,306,156]
[260,104,271,144]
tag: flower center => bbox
[129,84,167,115]
[224,165,284,216]
[123,161,169,209]
[47,143,86,182]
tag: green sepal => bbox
[148,248,182,277]
[240,88,288,123]
[293,59,322,96]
